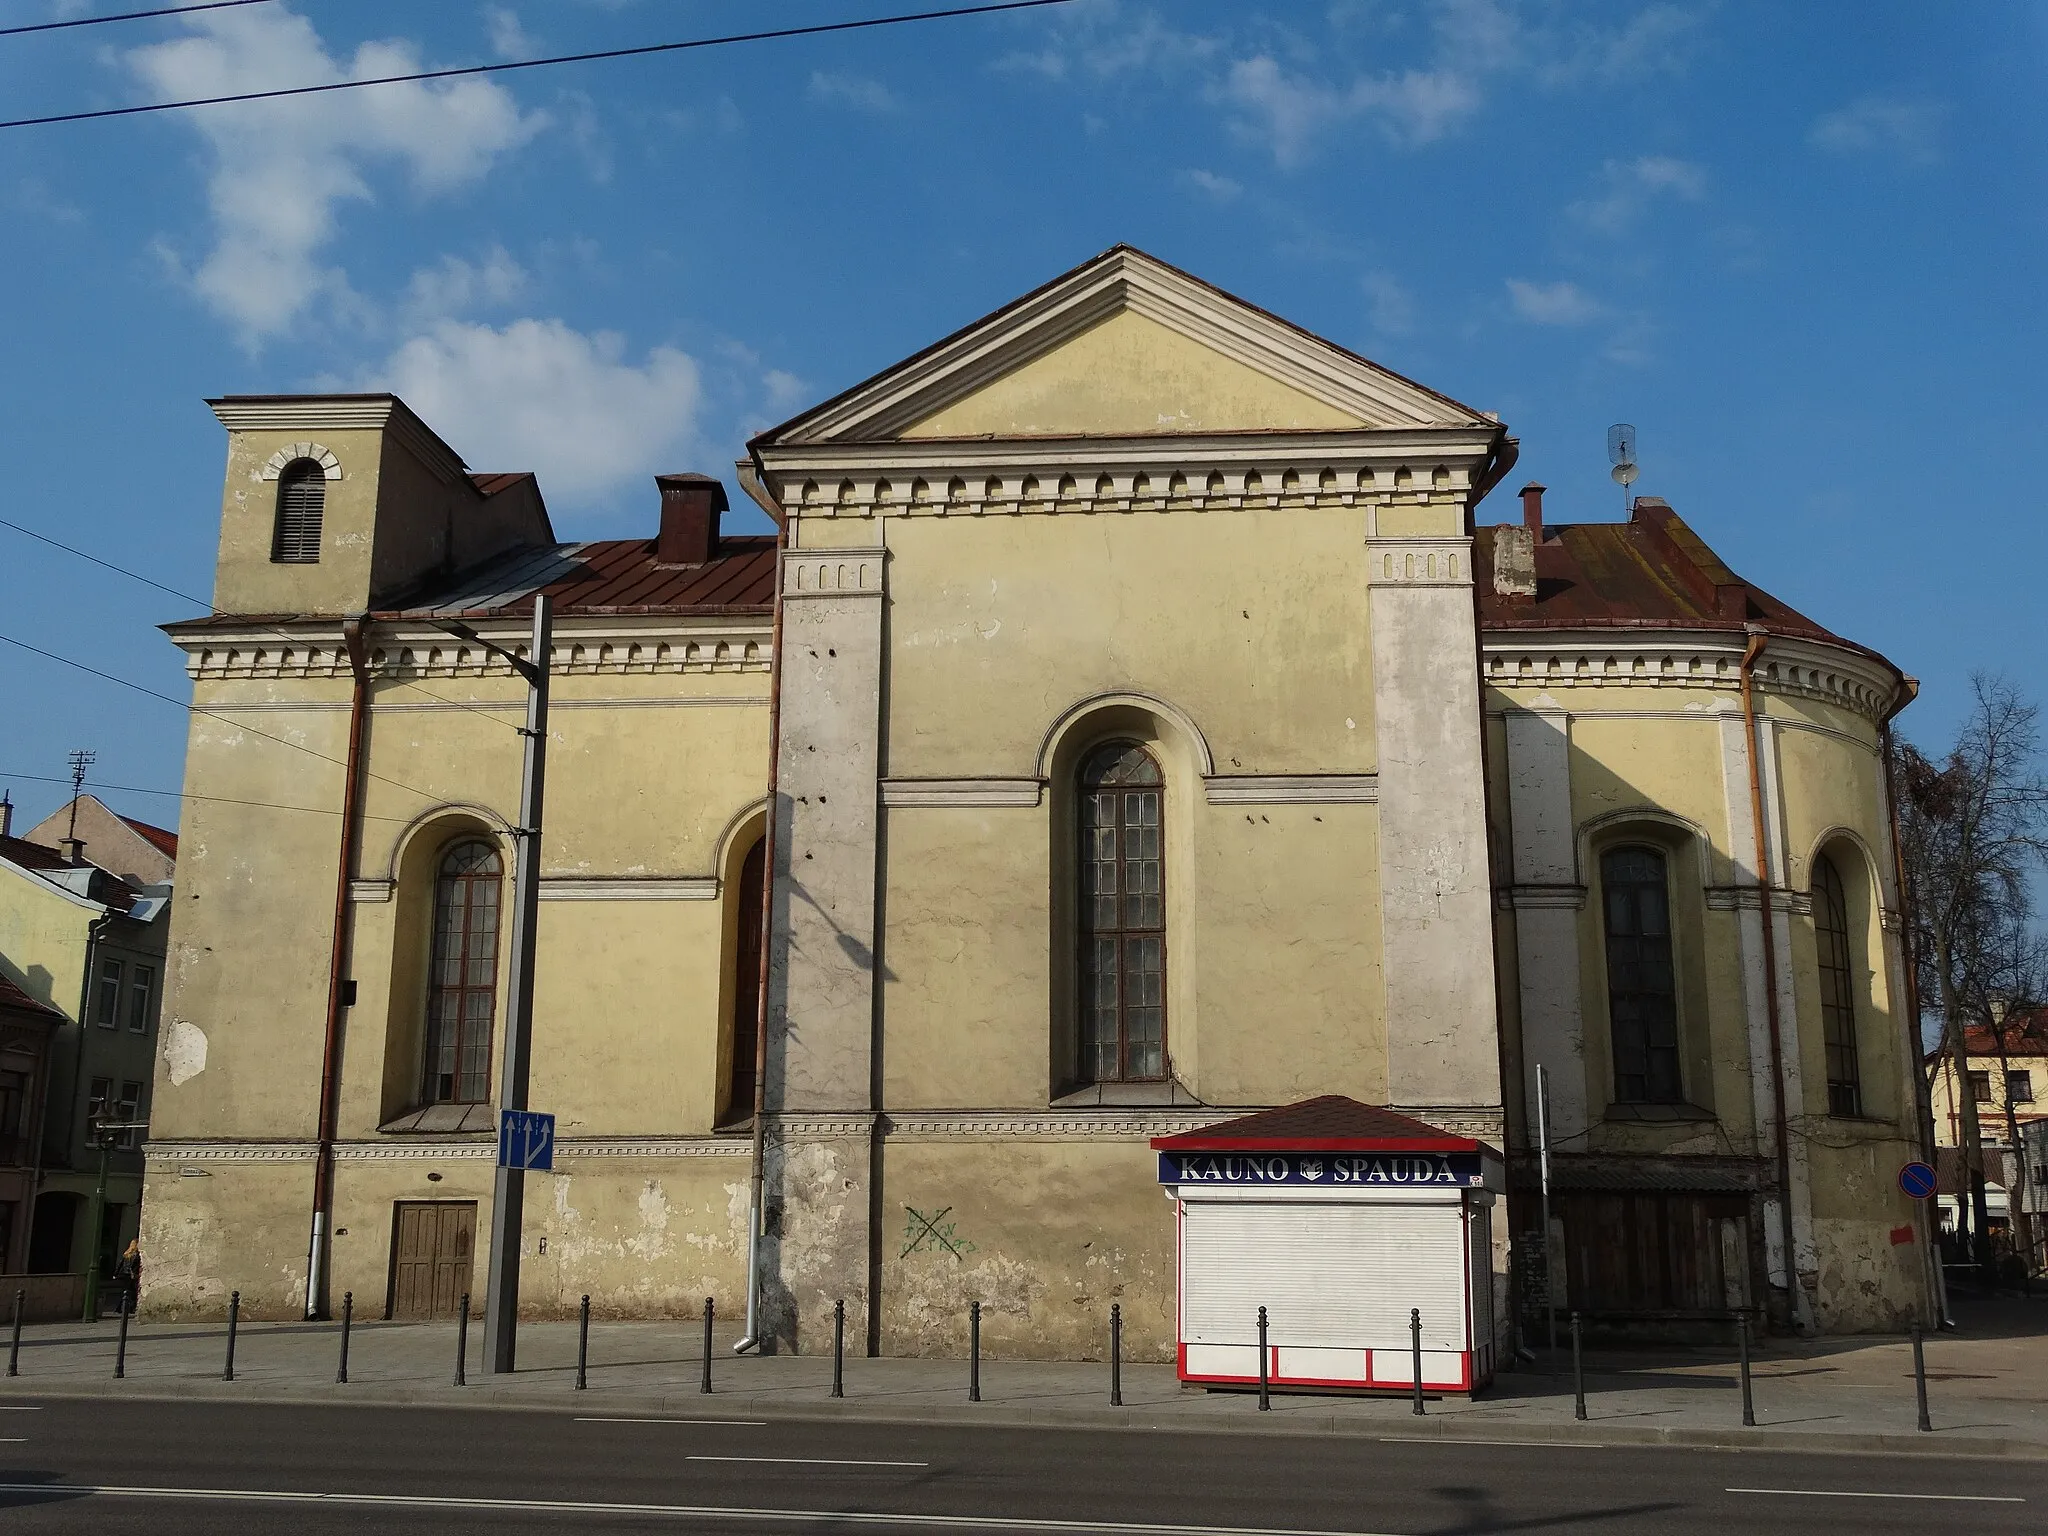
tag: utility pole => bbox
[447,595,552,1375]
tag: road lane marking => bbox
[0,1483,1405,1534]
[0,1406,42,1411]
[1729,1488,2023,1503]
[688,1455,928,1468]
[575,1416,769,1426]
[1380,1438,1599,1448]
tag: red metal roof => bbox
[0,970,64,1022]
[378,534,777,620]
[1151,1095,1497,1154]
[118,815,179,861]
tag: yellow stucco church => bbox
[141,248,1932,1357]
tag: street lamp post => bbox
[79,1114,144,1322]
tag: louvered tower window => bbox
[272,458,326,563]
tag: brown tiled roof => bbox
[1151,1095,1495,1153]
[118,816,179,861]
[379,534,777,620]
[1947,1010,2048,1059]
[0,971,64,1022]
[0,833,72,873]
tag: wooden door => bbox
[1560,1192,1750,1318]
[389,1201,476,1320]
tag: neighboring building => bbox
[1928,1009,2048,1260]
[18,795,178,889]
[142,248,1928,1350]
[0,828,170,1284]
[0,972,64,1275]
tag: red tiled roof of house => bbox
[1151,1095,1496,1153]
[0,970,64,1022]
[117,815,179,861]
[0,832,72,873]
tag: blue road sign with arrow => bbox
[1898,1160,1937,1200]
[499,1109,555,1172]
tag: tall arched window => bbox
[272,458,326,563]
[423,840,502,1105]
[1078,742,1165,1083]
[725,838,767,1124]
[1602,845,1681,1103]
[1813,852,1863,1117]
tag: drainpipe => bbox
[1739,626,1810,1333]
[305,615,371,1321]
[732,463,786,1355]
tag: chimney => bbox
[1519,482,1545,540]
[654,474,728,566]
[61,836,86,866]
[1491,524,1537,601]
[0,793,11,839]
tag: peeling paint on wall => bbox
[162,1018,208,1085]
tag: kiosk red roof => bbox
[1151,1095,1496,1155]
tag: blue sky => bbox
[1,0,2042,832]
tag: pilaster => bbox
[1503,703,1587,1140]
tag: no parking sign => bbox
[1898,1160,1937,1200]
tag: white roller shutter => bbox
[1181,1198,1466,1351]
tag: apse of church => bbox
[139,248,1932,1356]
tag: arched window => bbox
[725,838,767,1124]
[1078,742,1166,1083]
[1602,845,1681,1103]
[272,458,326,563]
[422,840,502,1105]
[1813,853,1863,1117]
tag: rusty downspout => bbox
[305,614,371,1321]
[1739,627,1808,1332]
[733,464,786,1354]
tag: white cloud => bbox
[1222,55,1479,167]
[1361,270,1416,335]
[1569,155,1706,234]
[360,318,701,508]
[403,247,529,322]
[763,369,809,413]
[1178,168,1242,202]
[124,7,544,345]
[1810,96,1944,167]
[808,71,899,113]
[1507,278,1602,325]
[485,6,533,62]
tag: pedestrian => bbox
[113,1239,141,1315]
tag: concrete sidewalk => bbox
[5,1293,2046,1460]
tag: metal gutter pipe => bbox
[732,461,786,1355]
[305,614,371,1321]
[1738,626,1810,1334]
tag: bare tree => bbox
[1896,675,2048,1275]
[1970,910,2046,1270]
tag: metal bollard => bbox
[336,1292,353,1385]
[455,1293,470,1386]
[223,1291,240,1381]
[969,1300,982,1403]
[1737,1312,1755,1427]
[1410,1308,1424,1416]
[1256,1306,1270,1411]
[1911,1321,1931,1432]
[576,1295,590,1391]
[831,1298,845,1399]
[1571,1311,1586,1422]
[1110,1302,1122,1408]
[701,1297,714,1395]
[7,1289,21,1378]
[114,1287,131,1379]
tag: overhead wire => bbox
[0,630,452,807]
[0,512,525,734]
[0,768,414,825]
[0,0,1080,130]
[0,0,276,39]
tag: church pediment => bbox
[752,246,1493,448]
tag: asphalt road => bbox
[0,1395,2040,1534]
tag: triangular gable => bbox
[753,246,1493,447]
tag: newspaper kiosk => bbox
[1153,1096,1504,1396]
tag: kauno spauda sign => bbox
[1157,1152,1484,1187]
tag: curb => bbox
[3,1378,2041,1460]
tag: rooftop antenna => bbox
[64,748,96,846]
[1607,423,1639,515]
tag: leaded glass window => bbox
[1078,742,1166,1083]
[1603,845,1682,1103]
[1813,853,1863,1117]
[423,839,502,1105]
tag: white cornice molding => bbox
[881,1109,1224,1139]
[176,619,772,681]
[538,878,720,902]
[761,453,1489,524]
[210,397,466,486]
[1482,630,1898,724]
[881,779,1044,808]
[1367,535,1474,590]
[780,548,887,598]
[1203,774,1378,805]
[149,1136,753,1163]
[1706,885,1815,916]
[760,249,1493,444]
